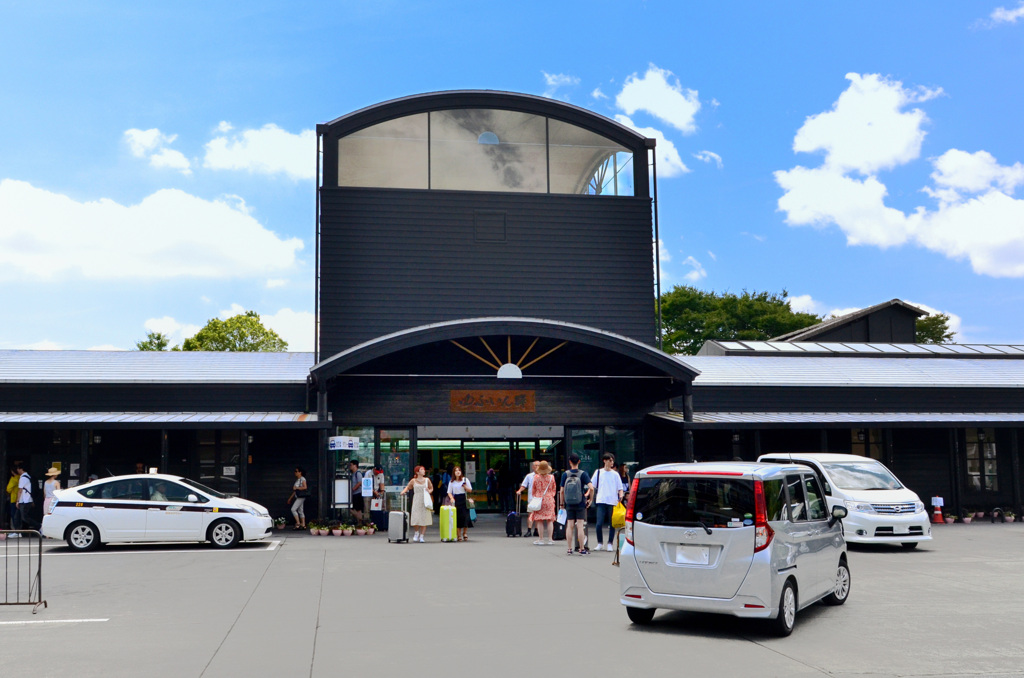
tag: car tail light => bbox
[624,477,639,545]
[753,479,773,553]
[47,499,58,515]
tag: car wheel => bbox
[208,519,241,549]
[770,580,797,637]
[66,521,101,552]
[823,558,851,606]
[626,606,656,625]
[901,542,919,550]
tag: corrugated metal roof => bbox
[653,411,1024,425]
[682,356,1024,388]
[0,412,327,426]
[0,350,314,384]
[698,341,1024,358]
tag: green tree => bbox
[659,287,821,355]
[915,313,956,344]
[180,310,288,352]
[135,331,170,351]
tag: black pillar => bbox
[81,429,90,484]
[317,388,329,520]
[0,430,7,528]
[683,381,694,462]
[1010,428,1021,516]
[884,428,894,467]
[949,428,961,515]
[240,430,248,499]
[160,429,169,475]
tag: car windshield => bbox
[633,476,755,527]
[821,462,902,490]
[180,478,228,499]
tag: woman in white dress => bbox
[400,465,434,542]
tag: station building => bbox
[1,91,1021,523]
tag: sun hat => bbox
[45,467,60,477]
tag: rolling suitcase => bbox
[388,494,409,543]
[505,494,523,537]
[440,503,457,542]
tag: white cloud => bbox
[542,72,580,98]
[681,255,707,282]
[204,124,315,180]
[990,1,1024,24]
[828,306,862,319]
[707,250,717,261]
[266,278,288,288]
[216,121,233,133]
[741,231,766,242]
[775,73,1024,278]
[219,303,246,319]
[590,87,607,100]
[615,115,689,177]
[792,73,942,175]
[616,64,701,134]
[262,308,315,352]
[124,128,192,175]
[787,294,825,315]
[0,179,303,281]
[930,149,1024,196]
[693,150,723,169]
[655,238,671,264]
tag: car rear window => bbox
[633,476,755,527]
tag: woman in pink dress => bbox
[530,461,557,545]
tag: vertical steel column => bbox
[317,388,329,520]
[240,430,248,499]
[0,430,7,528]
[1010,428,1021,516]
[160,429,169,474]
[884,428,895,467]
[683,381,694,462]
[645,138,663,350]
[949,428,962,515]
[314,129,322,364]
[80,431,90,485]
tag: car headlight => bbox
[844,501,876,513]
[914,501,925,513]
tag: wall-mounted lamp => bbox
[731,434,741,443]
[93,435,102,444]
[247,435,254,444]
[978,430,986,442]
[857,430,866,442]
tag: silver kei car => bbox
[619,462,850,636]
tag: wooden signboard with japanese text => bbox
[450,390,536,413]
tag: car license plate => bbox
[676,545,710,565]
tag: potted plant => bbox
[355,525,367,536]
[274,517,287,530]
[1004,510,1016,523]
[365,523,376,535]
[944,513,957,523]
[329,520,343,536]
[961,512,973,524]
[342,523,354,536]
[975,510,986,519]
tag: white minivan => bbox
[757,453,931,549]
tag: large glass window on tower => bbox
[337,113,428,189]
[430,109,548,193]
[548,119,633,196]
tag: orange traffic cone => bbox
[932,505,945,524]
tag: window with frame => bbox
[803,476,828,521]
[966,428,998,492]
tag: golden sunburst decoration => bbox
[449,336,567,378]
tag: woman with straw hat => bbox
[43,467,61,516]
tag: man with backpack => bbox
[560,453,593,555]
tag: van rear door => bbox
[630,473,755,599]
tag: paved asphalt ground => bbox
[2,517,1023,678]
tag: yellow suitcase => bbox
[440,504,457,542]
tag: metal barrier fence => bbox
[2,530,47,613]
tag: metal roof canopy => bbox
[697,341,1024,359]
[682,355,1024,388]
[652,411,1024,429]
[0,412,330,429]
[0,350,315,384]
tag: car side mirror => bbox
[187,494,199,503]
[829,504,848,527]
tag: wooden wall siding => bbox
[318,188,656,357]
[693,386,1024,413]
[0,384,307,413]
[810,306,918,343]
[890,428,955,507]
[328,376,670,427]
[243,429,320,519]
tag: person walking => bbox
[446,466,473,542]
[14,463,39,532]
[287,467,308,530]
[6,467,19,529]
[515,460,540,537]
[348,460,365,524]
[529,461,557,545]
[485,468,499,509]
[591,453,625,551]
[400,465,433,542]
[43,467,61,516]
[560,453,593,555]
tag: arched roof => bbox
[310,317,698,383]
[318,90,650,151]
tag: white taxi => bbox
[42,473,273,551]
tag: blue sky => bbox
[2,2,1023,351]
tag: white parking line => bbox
[0,618,109,625]
[2,540,280,557]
